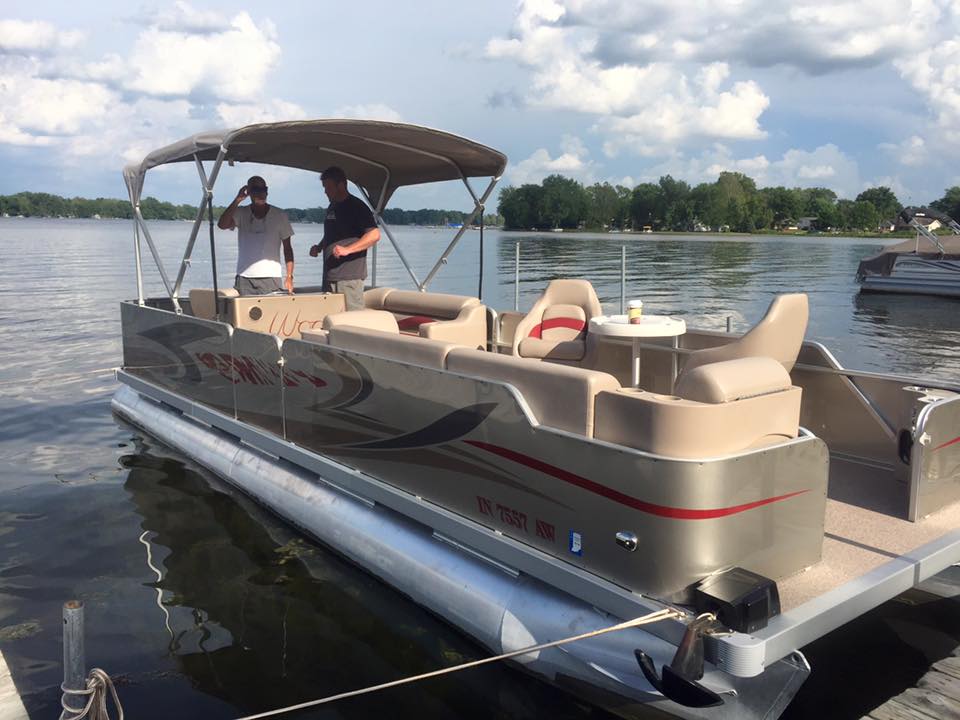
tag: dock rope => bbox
[60,668,124,720]
[234,607,683,720]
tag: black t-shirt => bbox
[321,194,376,282]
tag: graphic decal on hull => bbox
[932,435,960,452]
[337,403,498,450]
[465,440,809,520]
[138,324,221,383]
[301,349,375,412]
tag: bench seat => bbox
[365,288,487,349]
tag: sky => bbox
[2,0,960,212]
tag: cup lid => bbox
[628,299,644,307]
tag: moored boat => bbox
[857,207,960,297]
[113,120,960,719]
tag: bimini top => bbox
[122,119,508,208]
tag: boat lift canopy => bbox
[122,119,507,312]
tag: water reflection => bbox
[118,439,608,719]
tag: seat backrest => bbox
[381,289,479,319]
[327,326,457,369]
[189,288,239,320]
[512,280,602,356]
[363,286,396,310]
[446,347,620,436]
[680,294,808,379]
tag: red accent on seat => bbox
[397,315,438,331]
[464,440,808,520]
[528,317,587,338]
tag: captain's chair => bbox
[512,280,603,361]
[680,293,809,378]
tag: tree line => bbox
[0,191,502,226]
[498,173,960,233]
[0,192,217,220]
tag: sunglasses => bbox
[249,186,268,195]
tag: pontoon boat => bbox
[857,207,960,297]
[113,120,960,719]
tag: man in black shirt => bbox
[308,166,380,310]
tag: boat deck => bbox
[780,498,960,612]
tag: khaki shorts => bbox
[324,278,365,311]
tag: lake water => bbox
[0,217,958,719]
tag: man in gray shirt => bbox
[308,166,380,310]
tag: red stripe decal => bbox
[465,440,808,520]
[932,435,960,452]
[397,315,437,330]
[528,317,586,338]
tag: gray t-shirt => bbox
[322,194,376,282]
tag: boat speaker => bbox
[692,567,780,633]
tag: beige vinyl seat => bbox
[594,356,802,458]
[301,308,399,345]
[512,280,603,362]
[301,310,457,369]
[447,347,620,436]
[680,293,809,377]
[188,287,239,320]
[323,309,400,333]
[364,287,487,349]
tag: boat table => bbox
[588,314,687,389]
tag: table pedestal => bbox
[589,314,686,390]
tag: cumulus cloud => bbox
[598,64,769,156]
[487,1,771,154]
[879,135,927,167]
[142,1,228,34]
[0,19,84,54]
[638,143,861,197]
[1,77,116,136]
[0,4,304,174]
[486,89,525,109]
[895,39,960,145]
[508,135,596,185]
[216,99,308,127]
[0,57,117,138]
[333,103,403,122]
[124,12,280,101]
[562,0,938,75]
[487,0,960,168]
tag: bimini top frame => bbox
[122,119,507,312]
[896,206,960,255]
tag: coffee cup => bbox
[628,299,643,324]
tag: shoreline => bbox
[0,216,911,239]
[498,227,914,239]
